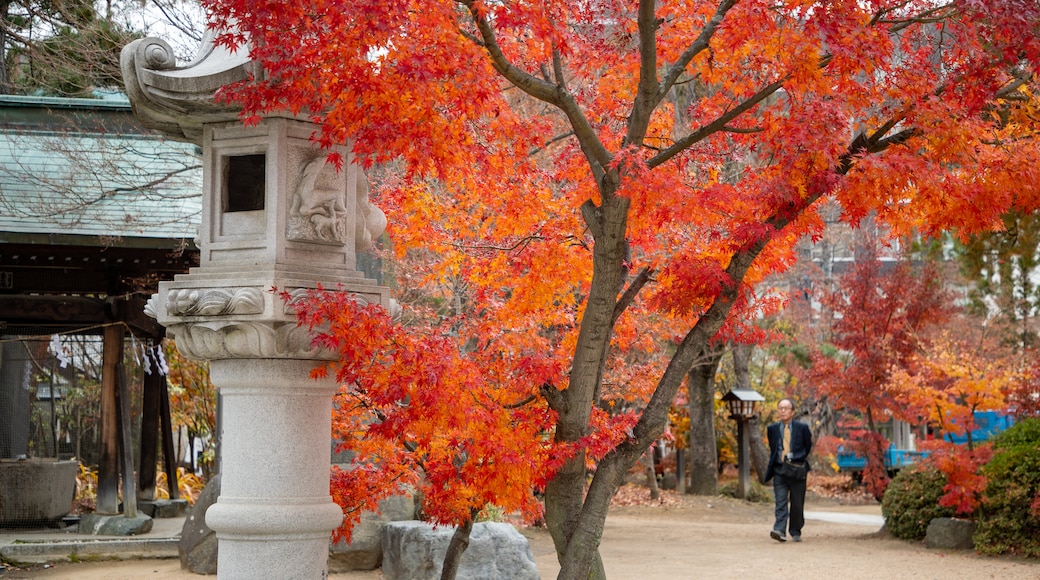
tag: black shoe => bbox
[770,530,786,542]
[791,535,802,543]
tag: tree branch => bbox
[449,235,545,253]
[648,76,789,169]
[611,267,654,325]
[457,0,612,180]
[505,393,538,409]
[625,0,664,147]
[657,0,740,105]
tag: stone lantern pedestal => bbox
[203,359,343,578]
[122,34,392,579]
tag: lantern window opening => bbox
[224,153,266,212]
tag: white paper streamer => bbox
[49,334,70,368]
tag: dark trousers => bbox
[772,472,807,537]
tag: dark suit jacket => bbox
[765,419,813,482]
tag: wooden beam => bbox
[0,295,165,338]
[0,295,105,325]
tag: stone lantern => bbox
[121,32,392,579]
[721,388,764,500]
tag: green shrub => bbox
[881,464,955,541]
[975,418,1040,557]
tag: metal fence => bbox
[1,334,108,465]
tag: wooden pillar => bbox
[97,324,123,514]
[737,419,750,501]
[159,378,180,500]
[138,354,162,501]
[118,357,138,518]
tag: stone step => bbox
[0,537,179,565]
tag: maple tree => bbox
[806,244,954,497]
[890,332,1014,449]
[202,1,1040,577]
[886,321,1021,513]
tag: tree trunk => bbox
[0,3,11,94]
[440,517,474,580]
[676,446,686,493]
[642,447,660,501]
[749,416,771,484]
[555,306,747,580]
[686,349,723,495]
[544,193,631,580]
[732,343,751,390]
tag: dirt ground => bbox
[4,489,1038,580]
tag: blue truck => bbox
[836,411,1014,474]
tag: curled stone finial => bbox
[139,38,178,70]
[144,293,160,320]
[120,29,252,143]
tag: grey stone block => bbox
[926,517,976,550]
[178,473,220,575]
[382,521,539,580]
[1,537,178,566]
[329,493,415,572]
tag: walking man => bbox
[765,398,813,542]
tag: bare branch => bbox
[529,130,576,156]
[721,125,764,134]
[449,235,545,254]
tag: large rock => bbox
[78,513,153,536]
[926,517,976,550]
[178,473,220,575]
[329,493,415,572]
[138,498,189,518]
[382,521,539,580]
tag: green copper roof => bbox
[0,95,202,244]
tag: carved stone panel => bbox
[166,288,264,316]
[167,320,332,361]
[288,157,350,245]
[287,156,386,250]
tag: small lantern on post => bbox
[722,388,765,500]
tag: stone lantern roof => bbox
[121,30,258,144]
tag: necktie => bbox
[782,423,791,458]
